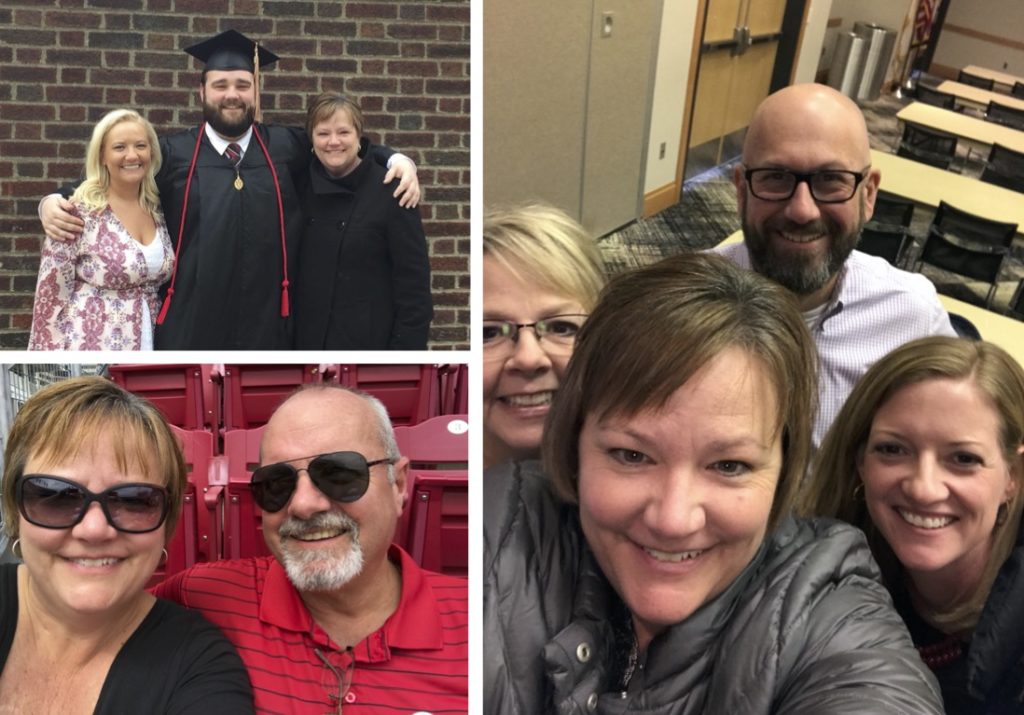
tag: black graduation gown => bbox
[154,124,307,350]
[295,142,433,349]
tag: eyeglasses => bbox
[16,475,170,533]
[482,313,587,359]
[316,646,354,714]
[744,167,870,203]
[250,451,396,513]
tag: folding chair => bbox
[913,201,1018,308]
[393,414,469,577]
[985,101,1024,132]
[222,425,272,560]
[979,144,1024,193]
[897,122,958,170]
[915,84,956,110]
[957,70,995,91]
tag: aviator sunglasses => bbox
[16,475,170,533]
[250,451,396,513]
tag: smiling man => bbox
[716,83,956,449]
[153,385,468,714]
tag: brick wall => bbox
[0,0,470,350]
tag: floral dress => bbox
[29,204,174,350]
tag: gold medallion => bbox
[234,176,244,190]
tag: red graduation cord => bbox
[155,121,290,325]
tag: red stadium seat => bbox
[393,414,469,577]
[149,425,223,586]
[108,364,218,434]
[222,425,272,560]
[334,364,441,425]
[219,364,326,430]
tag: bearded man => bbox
[716,83,956,449]
[39,30,420,350]
[153,385,468,713]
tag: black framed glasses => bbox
[16,475,170,533]
[744,166,870,203]
[250,451,396,513]
[482,313,587,359]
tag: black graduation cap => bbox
[184,29,279,72]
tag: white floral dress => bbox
[29,204,174,350]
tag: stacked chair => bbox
[107,364,471,582]
[913,201,1018,309]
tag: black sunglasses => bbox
[16,475,170,534]
[250,451,396,513]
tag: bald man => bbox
[154,385,468,713]
[716,83,955,448]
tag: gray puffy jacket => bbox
[484,461,943,714]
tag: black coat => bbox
[893,518,1024,713]
[484,460,944,715]
[155,124,307,350]
[294,141,432,350]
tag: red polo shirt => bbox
[153,546,468,714]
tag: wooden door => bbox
[685,0,787,179]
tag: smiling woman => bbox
[484,252,944,714]
[29,109,173,350]
[0,376,252,713]
[805,336,1024,713]
[482,204,606,468]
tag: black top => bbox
[294,139,432,349]
[0,563,253,714]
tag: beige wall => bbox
[644,0,699,193]
[932,0,1024,77]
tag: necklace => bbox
[917,635,963,669]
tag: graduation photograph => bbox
[0,3,469,352]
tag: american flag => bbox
[914,0,937,44]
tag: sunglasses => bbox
[250,451,396,513]
[16,475,170,534]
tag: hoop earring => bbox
[996,501,1009,527]
[11,539,21,560]
[852,482,865,501]
[159,548,168,567]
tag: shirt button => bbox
[586,693,598,711]
[344,691,356,704]
[576,642,591,663]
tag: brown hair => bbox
[543,252,818,533]
[804,336,1024,632]
[305,92,364,139]
[2,376,186,540]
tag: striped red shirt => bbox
[153,546,468,714]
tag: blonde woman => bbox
[30,109,172,350]
[483,204,606,468]
[804,336,1024,713]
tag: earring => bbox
[852,482,865,500]
[159,548,169,567]
[996,501,1009,527]
[11,539,21,560]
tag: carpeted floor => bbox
[600,85,1024,318]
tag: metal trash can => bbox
[828,32,867,98]
[854,22,897,101]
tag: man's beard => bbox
[278,511,364,591]
[741,195,865,297]
[203,98,255,138]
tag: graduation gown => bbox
[154,123,307,350]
